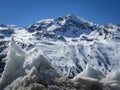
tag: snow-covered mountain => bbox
[0,14,120,77]
[26,14,98,39]
[0,14,120,82]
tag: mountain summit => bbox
[26,14,97,39]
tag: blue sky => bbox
[0,0,120,26]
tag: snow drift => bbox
[74,64,105,80]
[73,65,120,90]
[0,38,62,90]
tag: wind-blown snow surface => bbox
[0,38,61,90]
[0,14,120,89]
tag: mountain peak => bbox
[26,14,96,38]
[64,13,83,22]
[65,13,78,19]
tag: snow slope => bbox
[1,37,120,90]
